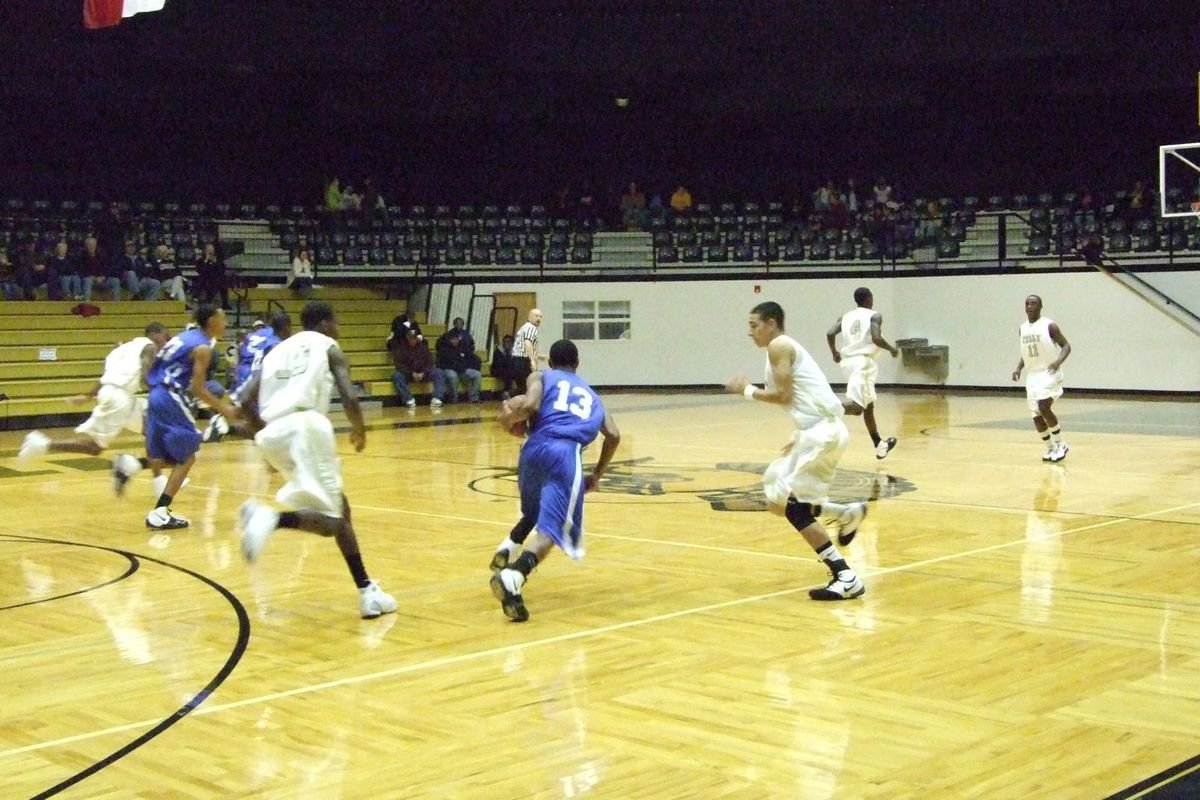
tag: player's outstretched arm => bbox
[328,345,366,452]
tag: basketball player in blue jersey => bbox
[490,339,621,622]
[113,305,241,529]
[204,311,292,442]
[727,301,869,601]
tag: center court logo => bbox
[468,457,916,511]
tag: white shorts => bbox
[1026,369,1064,416]
[74,385,146,447]
[839,354,878,408]
[254,410,344,517]
[762,418,850,507]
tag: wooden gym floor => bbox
[1,391,1198,799]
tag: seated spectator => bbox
[18,249,62,300]
[360,177,386,216]
[117,240,161,300]
[387,314,423,350]
[339,184,362,212]
[324,176,342,211]
[669,184,693,214]
[148,244,186,302]
[389,326,446,408]
[79,236,120,302]
[619,181,647,230]
[50,241,81,300]
[916,200,942,244]
[289,247,315,293]
[194,242,230,309]
[490,334,516,399]
[894,206,917,247]
[1128,180,1153,219]
[827,188,849,228]
[0,250,21,300]
[873,176,893,207]
[812,181,831,213]
[550,186,573,219]
[435,318,482,403]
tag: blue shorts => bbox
[518,437,586,559]
[145,387,202,464]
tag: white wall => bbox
[473,271,1200,391]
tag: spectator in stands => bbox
[577,181,598,226]
[894,206,916,248]
[80,236,120,302]
[117,240,162,300]
[289,247,315,293]
[812,181,831,213]
[148,244,185,302]
[865,204,891,253]
[324,177,342,211]
[339,184,362,212]
[550,186,573,219]
[436,318,483,404]
[360,177,386,216]
[1128,180,1153,219]
[916,200,942,244]
[51,241,81,300]
[845,179,860,214]
[491,334,516,399]
[389,325,447,409]
[18,249,61,300]
[873,176,893,207]
[95,202,126,260]
[0,250,19,300]
[619,181,647,230]
[828,187,849,228]
[669,184,693,215]
[194,242,230,309]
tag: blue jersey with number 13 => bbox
[529,369,604,446]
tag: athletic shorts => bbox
[518,437,587,560]
[762,418,849,507]
[144,387,202,464]
[74,384,145,447]
[839,354,878,408]
[255,410,344,517]
[1026,369,1064,415]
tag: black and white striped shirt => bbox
[512,321,538,359]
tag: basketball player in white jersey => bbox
[727,301,870,600]
[826,287,900,458]
[1012,294,1072,462]
[235,301,397,619]
[19,323,171,481]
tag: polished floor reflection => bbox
[1,392,1198,799]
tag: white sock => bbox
[497,537,518,554]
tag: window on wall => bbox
[562,300,631,340]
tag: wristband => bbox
[743,384,757,400]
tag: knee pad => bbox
[785,498,816,530]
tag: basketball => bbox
[500,395,528,437]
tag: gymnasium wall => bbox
[474,271,1200,393]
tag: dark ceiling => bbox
[2,1,1196,202]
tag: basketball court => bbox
[2,390,1197,798]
